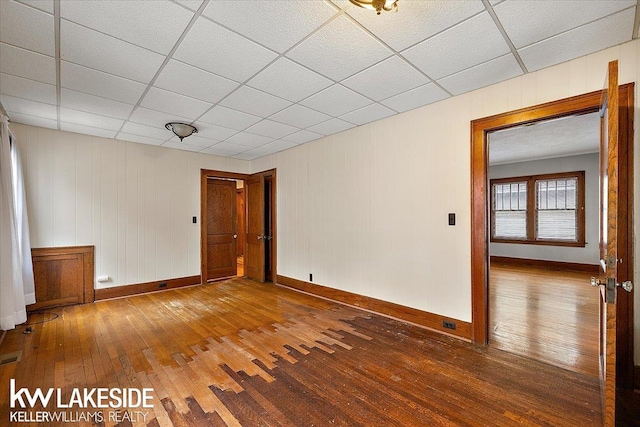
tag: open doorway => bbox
[470,85,635,391]
[487,112,600,377]
[200,169,276,284]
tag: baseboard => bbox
[490,256,600,274]
[95,275,201,301]
[0,330,5,346]
[276,275,472,340]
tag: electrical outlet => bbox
[158,282,167,288]
[443,321,456,330]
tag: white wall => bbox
[252,39,640,363]
[9,123,250,289]
[489,153,599,264]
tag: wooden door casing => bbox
[237,188,245,257]
[470,80,634,398]
[245,174,265,282]
[205,179,237,281]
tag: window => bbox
[491,171,585,246]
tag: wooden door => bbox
[237,188,245,257]
[245,174,265,282]
[205,179,237,281]
[598,59,622,427]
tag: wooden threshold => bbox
[277,275,472,340]
[94,275,201,300]
[490,256,600,274]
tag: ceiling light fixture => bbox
[349,0,398,15]
[165,122,198,141]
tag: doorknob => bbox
[618,281,633,292]
[233,234,237,239]
[257,235,262,240]
[591,277,605,287]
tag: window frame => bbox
[490,171,586,247]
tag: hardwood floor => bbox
[1,278,601,426]
[489,262,599,378]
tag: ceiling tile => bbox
[129,107,191,129]
[191,122,238,141]
[173,17,278,82]
[381,83,450,113]
[120,122,170,140]
[245,120,299,139]
[201,142,248,156]
[61,61,147,105]
[233,148,269,161]
[0,73,56,104]
[140,87,212,120]
[6,111,57,129]
[1,95,57,120]
[0,0,54,56]
[0,43,55,84]
[220,86,291,118]
[342,56,429,102]
[402,11,510,80]
[232,142,291,160]
[247,58,333,102]
[198,106,262,130]
[340,103,395,125]
[61,122,117,139]
[61,89,134,119]
[162,140,204,152]
[282,129,323,144]
[347,0,484,51]
[61,0,193,55]
[60,107,124,131]
[437,54,523,96]
[307,118,355,135]
[203,0,336,53]
[495,0,635,49]
[16,0,54,14]
[154,60,239,104]
[225,131,274,148]
[287,15,392,81]
[518,7,635,72]
[166,135,217,148]
[269,104,331,129]
[262,139,299,153]
[173,0,205,12]
[61,20,165,83]
[119,133,166,146]
[301,84,372,116]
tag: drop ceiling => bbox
[0,0,636,160]
[488,111,600,165]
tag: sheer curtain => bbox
[0,115,34,330]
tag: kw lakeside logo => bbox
[8,379,154,423]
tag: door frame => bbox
[200,168,277,283]
[250,169,277,282]
[470,86,634,387]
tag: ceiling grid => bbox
[0,0,636,159]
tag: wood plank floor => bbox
[1,278,601,426]
[489,262,599,378]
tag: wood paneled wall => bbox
[10,124,250,290]
[10,39,640,364]
[251,39,640,362]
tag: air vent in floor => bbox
[0,350,22,366]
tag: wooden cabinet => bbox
[29,246,94,311]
